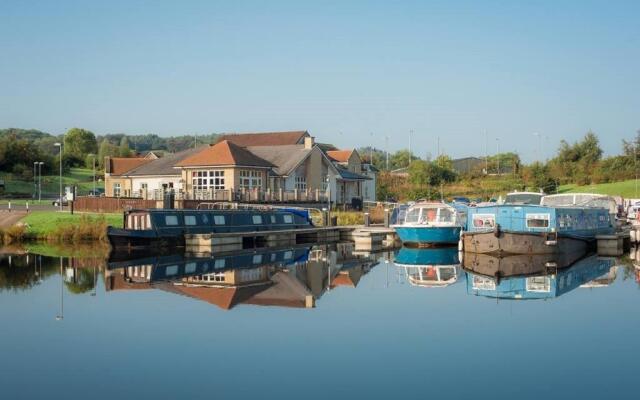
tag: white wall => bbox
[131,176,182,194]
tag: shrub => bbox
[2,225,27,244]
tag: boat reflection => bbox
[464,255,615,300]
[394,247,461,288]
[105,243,381,309]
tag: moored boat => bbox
[394,247,460,287]
[392,201,465,246]
[462,199,614,255]
[108,208,313,250]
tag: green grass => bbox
[0,167,104,198]
[559,179,640,198]
[20,211,123,237]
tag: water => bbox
[1,243,639,399]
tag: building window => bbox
[192,170,225,190]
[113,183,121,197]
[239,170,262,189]
[321,175,329,192]
[295,175,307,190]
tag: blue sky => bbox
[1,0,638,161]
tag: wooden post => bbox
[384,208,390,228]
[364,212,370,227]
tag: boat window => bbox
[405,208,421,224]
[165,215,179,226]
[184,215,197,226]
[252,215,263,224]
[284,251,293,260]
[165,265,178,276]
[253,254,263,264]
[526,214,550,228]
[472,275,495,290]
[437,208,454,223]
[283,214,293,224]
[201,214,209,224]
[185,262,197,274]
[214,259,226,269]
[472,214,495,228]
[214,215,226,225]
[526,276,551,292]
[270,215,276,224]
[421,208,438,223]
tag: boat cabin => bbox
[403,203,458,226]
[503,191,544,205]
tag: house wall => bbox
[130,176,183,197]
[105,175,132,197]
[179,167,269,195]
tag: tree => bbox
[97,139,119,169]
[63,128,98,165]
[523,162,556,193]
[118,136,131,157]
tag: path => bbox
[0,210,27,228]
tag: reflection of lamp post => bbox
[55,257,64,321]
[54,142,63,211]
[91,264,97,297]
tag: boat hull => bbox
[462,230,590,255]
[394,226,461,245]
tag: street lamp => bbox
[88,153,96,195]
[38,162,44,202]
[54,142,63,211]
[496,138,500,175]
[33,161,38,199]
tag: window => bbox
[283,214,293,224]
[240,268,263,281]
[526,214,550,228]
[252,215,263,224]
[472,275,496,290]
[405,208,421,224]
[184,215,197,226]
[214,259,226,269]
[214,215,226,225]
[270,215,276,224]
[185,262,197,274]
[472,214,495,228]
[165,215,179,226]
[239,170,262,189]
[203,272,225,282]
[284,251,293,260]
[252,254,263,264]
[192,170,225,190]
[295,175,307,190]
[165,265,178,276]
[113,183,121,197]
[526,276,551,292]
[437,208,454,223]
[322,175,329,192]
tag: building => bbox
[104,130,377,206]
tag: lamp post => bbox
[54,142,63,211]
[33,161,38,199]
[38,162,44,202]
[88,153,96,195]
[496,138,500,175]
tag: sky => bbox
[1,0,638,162]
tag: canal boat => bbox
[462,200,614,255]
[502,191,545,205]
[465,255,614,300]
[394,247,460,287]
[392,201,466,246]
[108,208,313,250]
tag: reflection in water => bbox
[464,255,615,300]
[106,243,380,310]
[394,247,461,287]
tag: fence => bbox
[73,197,158,213]
[134,188,329,203]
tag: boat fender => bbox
[494,224,501,238]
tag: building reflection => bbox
[464,255,615,300]
[394,247,461,288]
[104,243,380,310]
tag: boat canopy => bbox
[541,193,617,214]
[503,192,544,205]
[403,203,457,225]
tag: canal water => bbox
[1,243,639,399]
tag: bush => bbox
[2,225,27,244]
[51,215,108,242]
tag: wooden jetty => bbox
[185,225,399,253]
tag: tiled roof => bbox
[165,284,270,310]
[108,157,152,175]
[327,150,353,163]
[246,145,312,176]
[124,147,204,176]
[217,131,309,147]
[174,140,274,168]
[336,166,370,180]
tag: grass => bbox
[20,211,123,241]
[0,167,104,198]
[559,179,640,198]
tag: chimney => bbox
[304,136,315,149]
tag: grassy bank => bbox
[5,211,123,242]
[0,167,104,198]
[560,179,639,198]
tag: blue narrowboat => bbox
[392,202,466,246]
[394,247,461,287]
[465,255,614,300]
[462,201,614,255]
[108,208,313,250]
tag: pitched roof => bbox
[108,157,152,175]
[217,131,309,147]
[336,166,370,180]
[174,140,274,168]
[327,150,354,163]
[246,145,312,176]
[164,284,270,310]
[124,147,204,176]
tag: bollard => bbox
[8,202,11,212]
[322,208,328,226]
[384,208,390,228]
[26,202,29,213]
[364,212,370,227]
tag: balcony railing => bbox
[133,188,330,203]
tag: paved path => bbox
[0,211,27,228]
